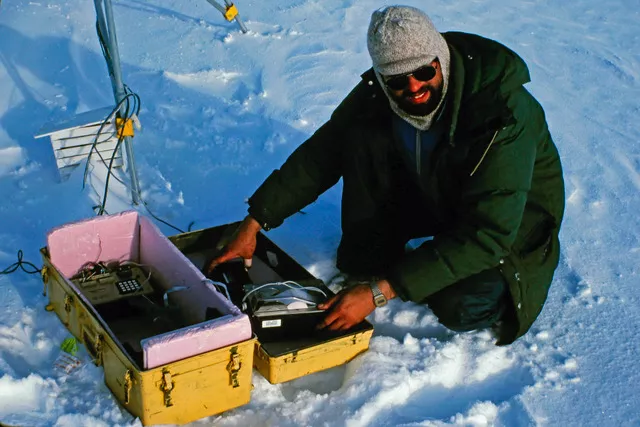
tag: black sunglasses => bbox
[383,64,437,91]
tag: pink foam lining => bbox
[47,211,140,278]
[137,216,244,323]
[46,211,252,370]
[141,313,252,369]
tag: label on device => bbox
[262,319,282,328]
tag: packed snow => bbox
[1,0,639,426]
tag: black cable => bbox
[0,251,41,275]
[95,92,137,214]
[97,132,125,216]
[82,93,140,189]
[91,91,140,187]
[93,20,182,231]
[96,131,185,233]
[96,20,114,81]
[140,200,185,234]
[98,143,186,233]
[83,84,185,232]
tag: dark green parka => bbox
[248,32,565,344]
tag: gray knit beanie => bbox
[367,6,450,130]
[367,5,449,76]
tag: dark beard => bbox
[392,86,443,116]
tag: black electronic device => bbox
[205,258,251,307]
[241,279,332,342]
[71,264,154,306]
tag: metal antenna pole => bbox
[94,0,142,205]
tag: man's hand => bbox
[206,215,262,275]
[317,283,377,331]
[317,279,397,331]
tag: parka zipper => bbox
[469,129,500,177]
[415,129,422,176]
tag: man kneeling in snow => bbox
[208,5,565,345]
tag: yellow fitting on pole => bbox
[116,117,135,138]
[224,3,239,21]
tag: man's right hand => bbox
[206,215,262,275]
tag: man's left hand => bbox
[317,284,376,331]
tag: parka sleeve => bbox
[386,88,547,302]
[247,111,346,230]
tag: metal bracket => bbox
[160,368,174,407]
[124,370,133,404]
[224,3,238,21]
[115,117,135,138]
[205,0,248,33]
[226,348,241,388]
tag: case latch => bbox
[93,334,103,366]
[41,266,49,296]
[227,347,241,388]
[160,368,174,407]
[63,295,74,324]
[82,327,103,366]
[123,370,133,404]
[352,333,363,345]
[64,295,73,313]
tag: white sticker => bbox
[262,319,282,328]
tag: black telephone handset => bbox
[115,264,134,280]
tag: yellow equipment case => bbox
[169,224,374,385]
[41,212,255,426]
[41,213,373,425]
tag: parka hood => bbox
[442,32,531,144]
[358,32,532,145]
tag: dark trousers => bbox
[424,267,510,332]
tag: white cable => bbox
[203,279,232,301]
[241,281,327,304]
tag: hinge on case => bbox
[227,348,241,388]
[124,370,133,404]
[41,266,49,296]
[160,368,174,407]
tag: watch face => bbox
[374,293,387,307]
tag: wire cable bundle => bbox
[0,250,41,276]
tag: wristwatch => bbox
[370,282,387,307]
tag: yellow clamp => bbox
[224,3,239,21]
[116,117,135,138]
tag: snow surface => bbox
[1,0,640,425]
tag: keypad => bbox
[116,279,143,295]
